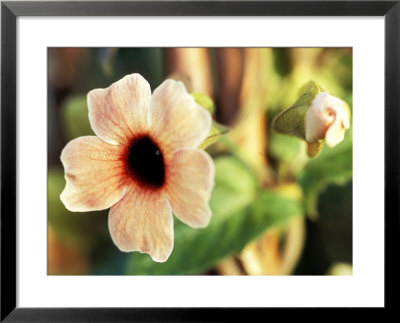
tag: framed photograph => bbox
[1,0,398,321]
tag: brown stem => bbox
[214,48,245,125]
[164,48,213,96]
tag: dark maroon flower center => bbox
[127,136,165,188]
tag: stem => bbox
[164,48,213,96]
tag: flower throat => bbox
[127,136,165,188]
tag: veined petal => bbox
[60,136,127,212]
[166,148,215,228]
[149,79,212,154]
[87,73,151,145]
[108,187,173,262]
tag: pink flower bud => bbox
[305,92,350,147]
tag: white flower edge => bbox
[305,92,350,147]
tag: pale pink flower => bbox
[305,92,350,147]
[60,74,214,262]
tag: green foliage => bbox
[297,80,324,99]
[48,167,107,251]
[191,92,215,114]
[306,140,324,158]
[125,156,303,275]
[191,92,229,150]
[327,263,352,275]
[269,131,302,163]
[298,129,353,220]
[199,121,230,150]
[61,95,94,140]
[273,80,323,140]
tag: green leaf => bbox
[297,80,324,100]
[61,95,94,140]
[125,156,303,275]
[306,140,324,158]
[191,92,215,114]
[198,121,230,149]
[298,129,352,220]
[269,131,302,163]
[191,92,229,149]
[273,80,323,140]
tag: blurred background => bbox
[48,48,352,275]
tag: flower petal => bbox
[149,79,212,153]
[108,187,173,262]
[166,148,215,228]
[305,92,350,146]
[87,73,151,145]
[60,136,127,212]
[305,94,333,143]
[325,118,346,147]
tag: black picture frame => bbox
[1,1,399,321]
